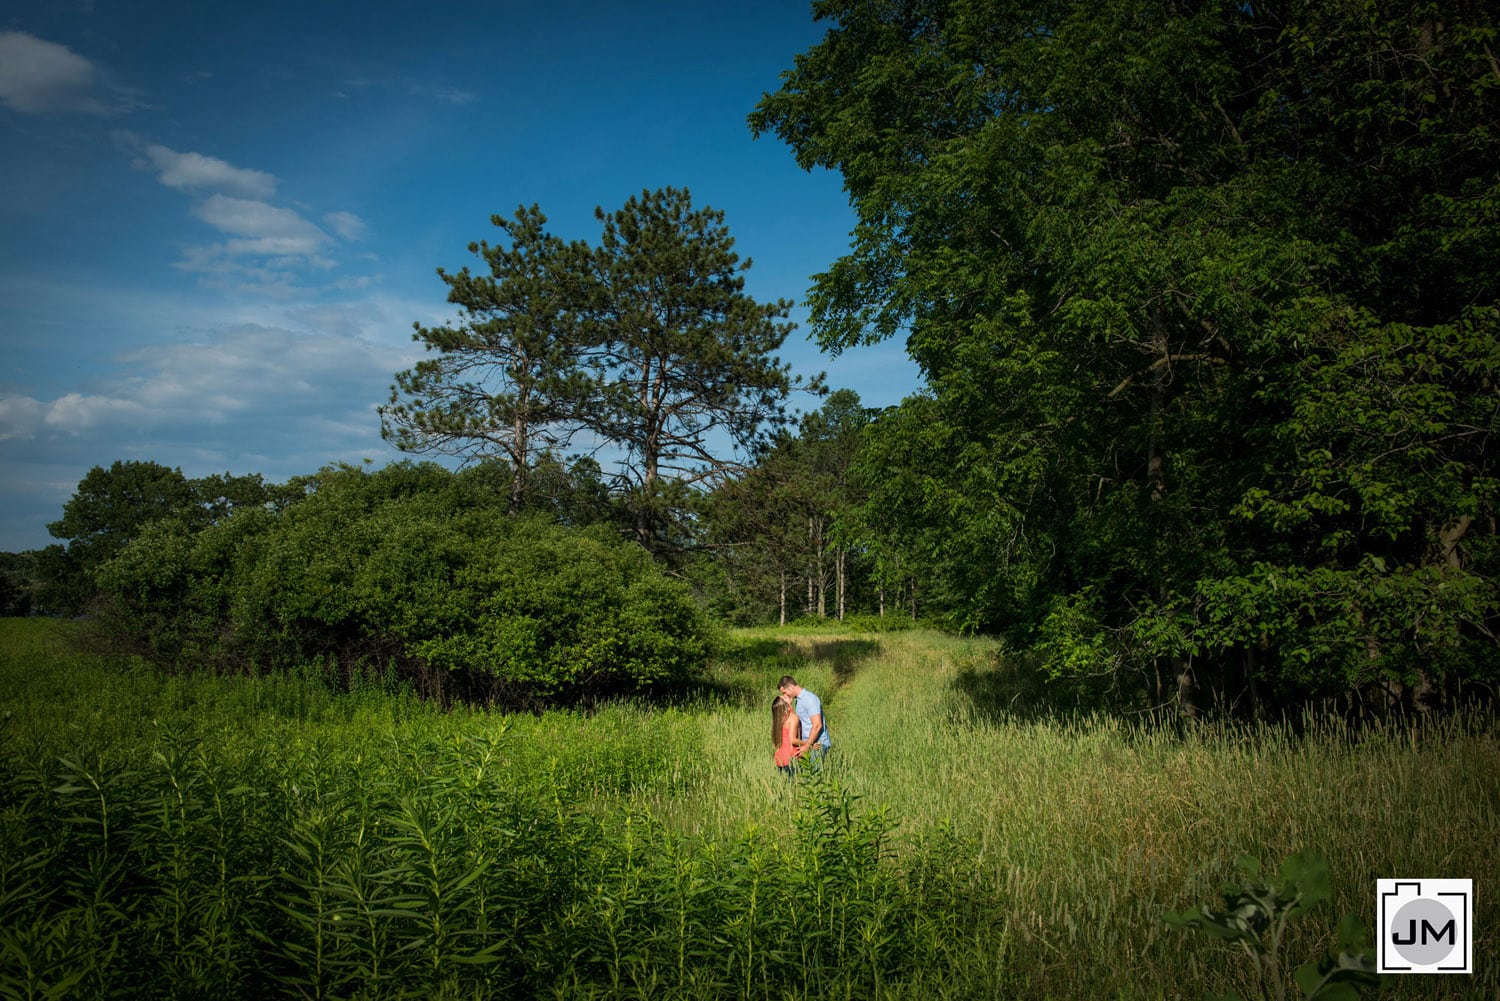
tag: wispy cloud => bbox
[0,31,132,115]
[324,210,367,241]
[191,195,329,255]
[115,132,277,198]
[334,75,477,107]
[111,134,365,289]
[0,320,419,547]
[0,392,145,439]
[2,323,413,442]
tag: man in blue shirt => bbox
[778,675,831,765]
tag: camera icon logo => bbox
[1376,879,1473,974]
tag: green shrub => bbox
[94,465,713,702]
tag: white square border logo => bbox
[1377,878,1473,974]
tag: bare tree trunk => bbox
[878,582,885,618]
[837,547,846,620]
[779,569,787,626]
[816,521,826,619]
[1245,644,1262,721]
[509,422,528,515]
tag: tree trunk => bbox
[1147,312,1169,503]
[1245,643,1263,721]
[1175,657,1198,720]
[1440,514,1471,569]
[509,383,530,515]
[816,528,826,618]
[837,547,846,620]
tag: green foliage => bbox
[0,632,931,998]
[384,187,818,551]
[708,390,873,624]
[2,620,1496,998]
[0,552,35,617]
[1165,850,1380,1001]
[751,0,1500,711]
[93,462,713,701]
[39,461,291,615]
[381,204,597,514]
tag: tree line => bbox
[7,0,1498,717]
[748,0,1499,717]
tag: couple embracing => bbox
[771,675,831,775]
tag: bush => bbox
[95,464,713,702]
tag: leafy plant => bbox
[1164,849,1380,1001]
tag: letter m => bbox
[1421,919,1455,945]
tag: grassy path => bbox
[679,627,1500,997]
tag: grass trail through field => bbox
[676,626,1499,997]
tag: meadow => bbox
[1,617,1494,999]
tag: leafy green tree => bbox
[48,460,196,571]
[846,393,1027,627]
[710,390,873,623]
[381,205,595,513]
[710,438,816,624]
[41,460,196,612]
[39,462,288,615]
[585,187,821,548]
[790,388,871,619]
[753,0,1499,711]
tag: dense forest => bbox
[6,0,1497,719]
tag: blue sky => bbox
[0,0,921,552]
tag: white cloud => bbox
[0,392,145,438]
[0,396,46,440]
[174,196,335,282]
[115,133,278,198]
[0,325,417,549]
[192,195,326,246]
[3,325,413,444]
[45,392,148,431]
[324,211,367,241]
[0,32,109,115]
[111,136,354,290]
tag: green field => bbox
[2,617,1494,999]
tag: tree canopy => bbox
[752,0,1499,712]
[383,187,819,549]
[588,187,819,547]
[381,205,595,513]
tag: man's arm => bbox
[805,713,822,749]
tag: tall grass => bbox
[1,618,1494,999]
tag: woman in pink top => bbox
[772,692,800,775]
